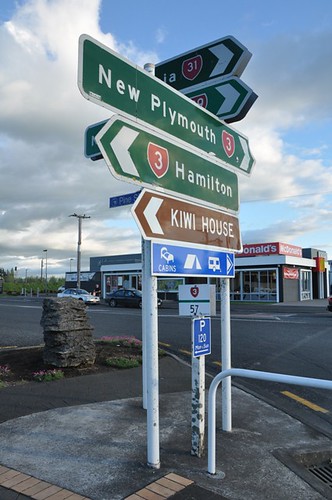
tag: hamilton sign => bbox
[96,115,239,212]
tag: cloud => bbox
[0,0,332,277]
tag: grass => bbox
[105,357,141,369]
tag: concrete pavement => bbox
[0,351,332,499]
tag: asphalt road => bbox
[1,295,332,437]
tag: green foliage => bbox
[105,357,141,369]
[2,275,65,295]
[32,369,65,382]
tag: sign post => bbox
[78,35,255,175]
[96,115,239,212]
[155,36,252,90]
[191,317,211,457]
[132,189,242,251]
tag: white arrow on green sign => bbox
[154,36,252,91]
[183,76,258,123]
[78,34,255,175]
[96,115,239,213]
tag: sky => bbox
[0,0,332,278]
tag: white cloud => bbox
[0,0,332,277]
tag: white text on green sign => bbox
[155,36,252,91]
[78,35,255,175]
[96,116,239,213]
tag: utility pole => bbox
[69,213,90,288]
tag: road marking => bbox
[212,361,222,368]
[281,390,329,414]
[179,349,191,357]
[159,341,171,347]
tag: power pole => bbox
[69,213,90,288]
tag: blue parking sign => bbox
[192,317,211,357]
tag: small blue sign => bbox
[152,242,235,277]
[193,317,211,357]
[109,190,141,208]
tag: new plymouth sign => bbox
[78,34,255,175]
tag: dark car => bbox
[105,289,162,308]
[327,296,332,312]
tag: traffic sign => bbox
[192,317,211,357]
[183,77,258,123]
[96,115,239,213]
[179,284,216,316]
[155,36,252,91]
[132,189,242,252]
[152,242,235,277]
[78,34,255,175]
[84,119,107,160]
[109,190,141,208]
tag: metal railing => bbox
[208,368,332,474]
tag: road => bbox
[0,295,331,436]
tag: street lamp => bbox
[69,213,90,288]
[43,249,48,295]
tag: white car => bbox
[57,288,100,304]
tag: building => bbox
[65,242,329,303]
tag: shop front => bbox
[90,242,328,303]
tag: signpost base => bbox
[191,353,205,458]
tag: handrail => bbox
[208,368,332,474]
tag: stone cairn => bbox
[40,298,96,367]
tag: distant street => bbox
[1,296,332,436]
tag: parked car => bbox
[57,288,100,304]
[327,296,332,312]
[105,289,162,308]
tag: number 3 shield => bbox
[147,142,169,178]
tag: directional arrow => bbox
[96,115,239,213]
[132,189,242,252]
[184,77,258,123]
[155,36,252,91]
[110,126,140,176]
[143,196,164,234]
[78,35,255,175]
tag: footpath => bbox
[0,299,331,499]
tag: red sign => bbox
[191,93,208,108]
[147,142,169,178]
[182,55,203,81]
[222,130,235,158]
[190,285,199,297]
[283,267,299,280]
[237,242,302,258]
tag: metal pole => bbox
[69,213,90,289]
[143,239,160,468]
[143,62,160,469]
[220,278,232,431]
[142,238,147,410]
[77,216,82,288]
[43,249,48,295]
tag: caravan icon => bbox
[208,256,221,272]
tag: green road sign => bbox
[183,76,258,123]
[84,119,107,160]
[155,36,252,91]
[96,115,239,213]
[78,34,255,175]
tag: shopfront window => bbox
[300,270,312,300]
[230,269,278,302]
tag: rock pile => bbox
[40,298,96,367]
